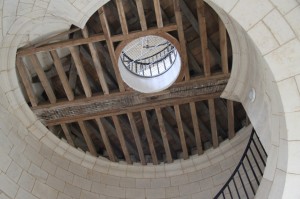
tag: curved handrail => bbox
[214,129,268,199]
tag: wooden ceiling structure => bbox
[16,0,247,165]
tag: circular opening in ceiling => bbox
[118,35,181,93]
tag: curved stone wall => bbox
[0,0,300,198]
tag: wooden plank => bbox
[196,0,211,77]
[50,50,74,101]
[82,27,109,95]
[174,105,189,160]
[135,0,147,31]
[28,54,57,104]
[99,7,125,92]
[61,123,75,147]
[141,110,158,164]
[16,57,38,106]
[153,0,163,28]
[219,17,229,74]
[33,75,229,125]
[78,120,97,156]
[95,118,117,161]
[116,0,128,35]
[69,46,92,98]
[189,102,203,154]
[227,100,235,139]
[208,99,218,148]
[173,0,189,80]
[112,116,132,164]
[127,113,146,165]
[155,108,172,163]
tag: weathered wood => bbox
[95,118,117,161]
[99,7,125,92]
[127,113,146,165]
[156,108,172,163]
[219,17,229,74]
[141,110,158,164]
[16,57,38,106]
[196,0,211,77]
[173,0,189,80]
[227,100,235,139]
[189,102,203,154]
[135,0,147,31]
[174,105,189,159]
[82,27,109,95]
[50,50,74,101]
[33,75,229,125]
[208,99,218,148]
[153,0,163,28]
[116,0,128,35]
[112,115,132,164]
[78,120,97,156]
[69,46,92,97]
[28,54,57,104]
[61,123,75,147]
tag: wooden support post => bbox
[141,111,158,164]
[189,102,203,154]
[50,50,75,101]
[16,57,38,106]
[61,123,75,147]
[116,0,128,35]
[196,0,211,77]
[82,27,110,95]
[28,54,57,104]
[127,113,146,165]
[99,7,125,92]
[95,118,117,162]
[174,105,189,159]
[78,120,97,156]
[227,100,235,139]
[208,99,218,148]
[112,115,132,164]
[153,0,163,28]
[155,108,172,163]
[219,17,229,74]
[69,46,92,97]
[135,0,147,31]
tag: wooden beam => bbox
[28,54,57,104]
[227,100,235,139]
[208,99,218,148]
[174,105,189,159]
[16,57,38,106]
[156,108,172,163]
[219,17,229,74]
[81,27,109,95]
[33,75,229,125]
[135,0,147,31]
[153,0,163,28]
[141,110,158,165]
[61,124,75,147]
[196,0,211,77]
[99,7,125,92]
[173,0,189,80]
[78,120,97,156]
[127,113,146,165]
[50,50,74,101]
[189,102,203,154]
[112,116,132,164]
[95,118,117,162]
[116,0,128,35]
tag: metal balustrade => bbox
[120,43,178,77]
[214,129,268,199]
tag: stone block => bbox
[32,181,58,199]
[47,175,65,192]
[18,171,35,192]
[0,173,19,198]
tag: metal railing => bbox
[214,129,268,199]
[120,43,178,77]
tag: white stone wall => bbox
[0,0,300,198]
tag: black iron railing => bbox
[214,129,268,199]
[120,43,178,77]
